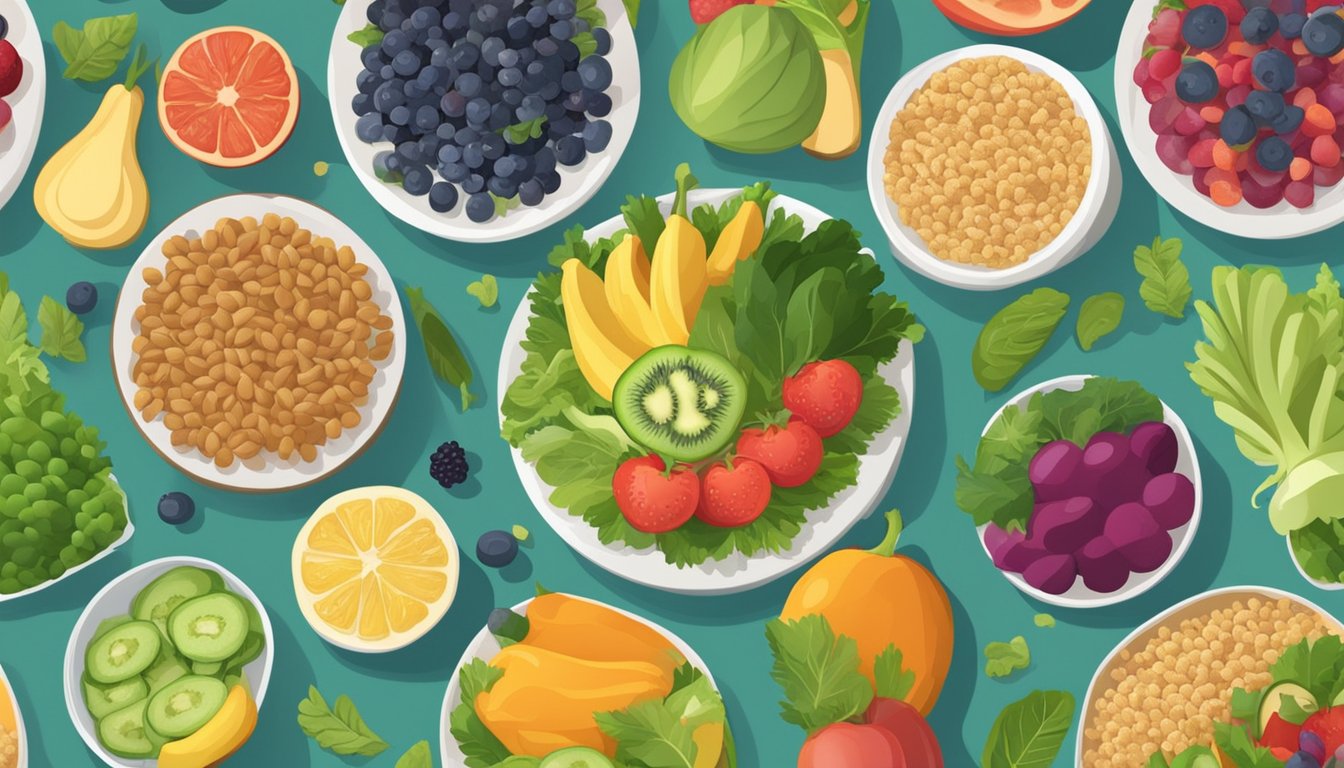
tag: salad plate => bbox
[439,592,730,767]
[0,0,44,214]
[499,181,919,595]
[110,194,406,493]
[327,0,640,243]
[63,556,275,768]
[0,662,25,768]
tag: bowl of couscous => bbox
[867,44,1121,291]
[0,664,24,768]
[1079,586,1344,767]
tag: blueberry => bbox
[466,193,496,223]
[428,182,460,213]
[1304,11,1344,56]
[356,112,385,143]
[577,56,612,91]
[518,178,544,206]
[463,142,486,169]
[1282,12,1308,38]
[493,155,518,178]
[1221,105,1258,146]
[356,69,379,95]
[463,173,486,194]
[1245,89,1286,123]
[583,119,612,153]
[456,71,484,98]
[1240,7,1279,44]
[66,282,98,315]
[482,36,506,66]
[1256,136,1293,171]
[412,105,439,133]
[372,151,397,181]
[444,10,466,32]
[1272,104,1306,134]
[476,530,518,567]
[455,126,481,146]
[1182,5,1228,48]
[441,91,467,117]
[362,47,385,71]
[383,123,412,143]
[534,37,559,57]
[593,28,612,55]
[587,91,612,117]
[539,169,563,194]
[430,45,452,69]
[518,94,547,122]
[452,42,481,71]
[353,93,374,117]
[548,0,577,19]
[551,19,574,40]
[466,97,492,126]
[382,29,411,56]
[499,66,523,87]
[534,146,557,174]
[1285,751,1322,768]
[481,132,506,159]
[443,161,470,183]
[526,4,549,27]
[411,6,441,29]
[555,135,586,166]
[562,89,587,112]
[489,102,514,130]
[157,492,195,526]
[1252,49,1296,92]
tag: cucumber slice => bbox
[168,592,248,663]
[191,660,223,676]
[224,631,265,674]
[145,675,229,739]
[132,566,215,638]
[85,620,161,685]
[82,674,149,721]
[142,652,190,694]
[539,747,616,768]
[1258,680,1316,737]
[97,699,155,759]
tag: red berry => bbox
[736,420,824,488]
[695,458,771,528]
[612,456,700,534]
[0,41,21,99]
[688,0,751,24]
[782,360,864,438]
[1149,49,1182,81]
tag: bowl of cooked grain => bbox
[867,45,1121,291]
[1079,586,1344,767]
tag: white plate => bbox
[0,662,26,768]
[438,594,720,767]
[0,0,45,213]
[1078,585,1344,764]
[0,474,132,605]
[110,194,407,493]
[499,188,916,595]
[974,375,1202,609]
[63,556,276,768]
[1116,0,1344,238]
[327,0,640,243]
[867,44,1121,291]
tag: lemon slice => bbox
[292,486,458,652]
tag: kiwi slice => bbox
[613,346,747,462]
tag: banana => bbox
[561,259,650,401]
[603,235,670,347]
[706,201,765,286]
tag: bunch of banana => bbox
[561,164,769,401]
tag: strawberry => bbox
[0,41,20,99]
[695,458,771,528]
[689,0,752,25]
[613,455,700,534]
[783,360,864,438]
[736,419,824,488]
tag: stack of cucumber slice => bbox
[80,566,266,759]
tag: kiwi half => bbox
[613,346,747,462]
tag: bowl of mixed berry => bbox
[328,0,639,242]
[1117,0,1344,238]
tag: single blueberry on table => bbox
[158,492,196,526]
[66,282,98,315]
[477,530,519,567]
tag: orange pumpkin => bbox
[932,0,1091,36]
[780,510,953,715]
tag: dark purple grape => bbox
[983,523,1014,557]
[1029,440,1084,502]
[1129,421,1178,475]
[1104,503,1171,572]
[996,537,1045,573]
[1076,536,1130,593]
[1024,554,1077,595]
[1142,473,1196,530]
[1030,497,1102,554]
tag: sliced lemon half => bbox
[292,486,458,652]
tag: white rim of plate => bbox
[0,0,47,214]
[290,486,461,653]
[62,555,276,768]
[867,43,1119,291]
[1077,585,1344,763]
[497,188,916,595]
[0,474,132,605]
[0,662,26,768]
[974,374,1203,609]
[438,594,719,767]
[327,0,641,243]
[1115,0,1344,238]
[109,194,407,493]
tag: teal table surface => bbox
[2,0,1341,766]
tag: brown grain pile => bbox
[132,214,394,467]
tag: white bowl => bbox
[1116,0,1344,238]
[498,188,917,595]
[0,662,27,768]
[1078,585,1344,764]
[63,556,276,768]
[327,0,640,243]
[0,0,46,213]
[110,194,407,493]
[0,475,132,605]
[438,594,720,767]
[974,374,1203,608]
[867,44,1121,291]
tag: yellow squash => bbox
[603,235,669,347]
[475,644,670,757]
[157,685,257,768]
[650,163,708,344]
[802,49,863,159]
[34,50,153,249]
[522,593,686,680]
[561,258,650,401]
[705,202,765,286]
[779,510,954,715]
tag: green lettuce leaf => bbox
[449,660,511,768]
[982,690,1075,768]
[765,615,872,734]
[1213,722,1281,768]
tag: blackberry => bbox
[430,440,470,488]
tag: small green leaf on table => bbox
[1076,292,1125,351]
[406,288,476,412]
[395,739,433,768]
[1034,613,1055,628]
[53,13,139,83]
[1133,236,1192,319]
[467,275,499,308]
[972,287,1071,392]
[982,689,1075,768]
[38,297,86,363]
[297,686,389,757]
[984,635,1031,679]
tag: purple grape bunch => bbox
[351,0,616,223]
[985,421,1196,596]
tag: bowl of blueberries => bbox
[329,0,638,241]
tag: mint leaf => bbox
[1134,236,1192,319]
[982,690,1075,768]
[53,14,138,83]
[466,274,498,308]
[985,636,1031,679]
[348,23,384,48]
[873,645,916,700]
[297,686,389,757]
[38,296,86,363]
[972,287,1071,392]
[394,740,432,768]
[1077,292,1125,351]
[765,615,873,734]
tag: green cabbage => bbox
[669,5,826,154]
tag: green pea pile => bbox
[0,388,126,594]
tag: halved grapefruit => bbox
[932,0,1091,36]
[158,27,300,168]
